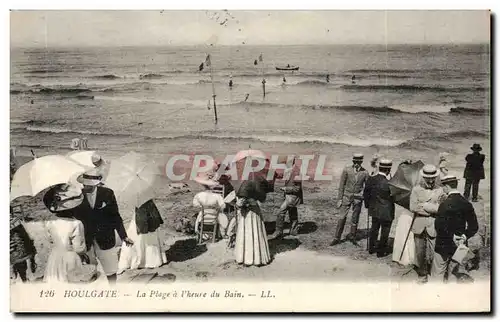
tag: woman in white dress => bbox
[392,206,416,267]
[234,175,271,266]
[117,199,167,274]
[43,184,97,283]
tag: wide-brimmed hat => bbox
[378,159,393,169]
[440,175,459,186]
[77,168,103,186]
[352,153,364,162]
[194,175,219,187]
[471,143,482,151]
[420,164,439,178]
[43,184,84,212]
[91,153,104,167]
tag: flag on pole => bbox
[258,53,263,62]
[205,54,211,67]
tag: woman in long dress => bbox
[391,160,417,267]
[43,184,98,283]
[392,206,416,267]
[234,175,271,266]
[117,199,167,274]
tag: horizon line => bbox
[10,42,490,49]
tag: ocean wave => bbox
[449,107,489,115]
[93,95,207,106]
[25,68,64,74]
[341,84,488,93]
[398,129,489,150]
[88,74,121,80]
[233,101,470,115]
[20,124,407,148]
[139,73,165,80]
[159,133,408,148]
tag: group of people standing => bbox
[10,164,168,284]
[329,143,486,283]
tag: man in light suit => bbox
[76,169,134,284]
[363,159,395,257]
[331,153,369,246]
[409,164,446,284]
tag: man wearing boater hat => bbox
[409,164,446,284]
[330,153,369,246]
[432,174,478,283]
[363,159,395,257]
[463,143,485,202]
[76,168,134,284]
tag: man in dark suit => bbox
[463,143,485,202]
[76,169,133,284]
[432,175,478,283]
[270,157,303,240]
[363,159,394,257]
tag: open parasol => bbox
[388,160,425,210]
[10,155,89,202]
[102,151,166,208]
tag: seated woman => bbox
[193,181,228,240]
[117,199,167,274]
[43,184,98,284]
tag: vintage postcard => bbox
[9,10,491,312]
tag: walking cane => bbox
[399,214,416,261]
[366,208,370,251]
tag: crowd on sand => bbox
[10,141,486,285]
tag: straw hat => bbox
[352,153,364,162]
[43,184,84,213]
[77,168,103,186]
[440,175,459,186]
[378,159,393,169]
[420,164,439,178]
[91,153,104,167]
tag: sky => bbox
[10,10,490,47]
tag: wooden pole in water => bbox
[209,55,218,124]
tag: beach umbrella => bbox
[102,151,165,208]
[10,155,89,202]
[67,150,98,168]
[231,149,267,164]
[388,160,425,210]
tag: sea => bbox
[10,44,491,181]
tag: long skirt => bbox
[392,208,416,266]
[235,207,271,266]
[117,219,167,274]
[44,249,97,283]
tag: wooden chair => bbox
[198,205,220,244]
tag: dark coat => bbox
[74,186,127,251]
[463,152,485,180]
[10,217,36,265]
[135,199,164,235]
[434,192,479,258]
[236,174,269,202]
[363,173,395,222]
